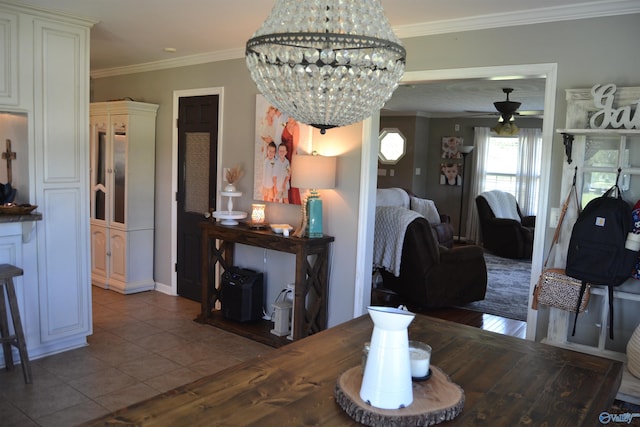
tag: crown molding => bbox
[393,0,640,39]
[90,1,639,79]
[0,0,97,27]
[90,48,245,79]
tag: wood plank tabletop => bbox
[83,313,622,426]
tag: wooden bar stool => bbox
[0,264,31,383]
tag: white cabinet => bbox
[544,85,640,403]
[0,2,94,367]
[0,10,18,105]
[550,128,640,403]
[90,101,158,294]
[550,129,640,351]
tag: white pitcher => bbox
[360,306,415,409]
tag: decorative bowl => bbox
[0,204,37,215]
[270,224,293,234]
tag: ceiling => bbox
[7,0,636,115]
[383,78,547,118]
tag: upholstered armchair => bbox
[376,187,454,248]
[373,205,487,309]
[475,190,535,259]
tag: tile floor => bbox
[0,286,274,426]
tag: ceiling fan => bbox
[466,87,544,120]
[494,88,521,122]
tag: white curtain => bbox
[515,128,543,216]
[466,127,490,244]
[466,127,542,244]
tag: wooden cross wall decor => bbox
[2,139,16,184]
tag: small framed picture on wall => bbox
[440,162,462,186]
[442,136,463,159]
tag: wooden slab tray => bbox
[0,204,37,215]
[335,365,464,426]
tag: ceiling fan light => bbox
[492,121,519,136]
[245,0,406,134]
[498,113,515,122]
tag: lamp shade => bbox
[291,155,336,190]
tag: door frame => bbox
[164,87,224,296]
[355,63,557,340]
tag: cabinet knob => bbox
[106,251,111,256]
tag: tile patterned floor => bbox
[0,286,274,426]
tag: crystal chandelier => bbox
[246,0,406,134]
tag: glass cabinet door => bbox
[583,134,620,168]
[91,119,108,221]
[580,133,636,207]
[111,117,127,225]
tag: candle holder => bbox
[248,203,268,229]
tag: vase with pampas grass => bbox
[224,165,244,192]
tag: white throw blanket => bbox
[373,206,422,277]
[376,187,410,208]
[410,196,441,224]
[480,190,521,222]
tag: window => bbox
[483,135,541,213]
[378,128,406,164]
[483,136,519,193]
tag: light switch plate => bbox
[549,207,560,228]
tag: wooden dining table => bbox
[85,313,623,426]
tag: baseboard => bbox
[154,281,175,295]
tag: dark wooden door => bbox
[177,95,219,301]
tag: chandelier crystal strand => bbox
[246,0,406,134]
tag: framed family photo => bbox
[252,95,312,205]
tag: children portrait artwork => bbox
[253,95,312,205]
[442,136,463,159]
[440,137,463,185]
[440,162,462,186]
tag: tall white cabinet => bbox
[0,2,94,366]
[544,85,640,403]
[90,101,159,294]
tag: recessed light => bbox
[163,47,177,53]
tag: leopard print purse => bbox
[533,268,590,313]
[532,173,590,313]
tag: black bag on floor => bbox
[566,181,638,338]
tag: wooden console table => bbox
[195,221,334,343]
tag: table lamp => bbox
[291,153,336,238]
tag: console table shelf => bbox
[202,310,289,348]
[196,222,334,344]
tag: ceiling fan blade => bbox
[516,110,544,116]
[464,110,499,115]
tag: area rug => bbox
[460,251,532,321]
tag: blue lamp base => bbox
[306,193,323,238]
